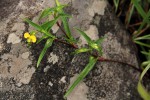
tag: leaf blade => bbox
[137,63,150,100]
[37,38,54,67]
[39,5,66,20]
[64,56,97,98]
[75,28,91,43]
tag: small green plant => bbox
[24,0,141,99]
[24,0,103,98]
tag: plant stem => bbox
[53,14,140,73]
[55,38,141,73]
[98,57,142,72]
[56,21,69,38]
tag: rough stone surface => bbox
[67,74,89,100]
[0,0,142,100]
[7,33,21,44]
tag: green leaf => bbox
[95,37,104,45]
[140,63,150,80]
[61,16,74,41]
[37,38,54,67]
[131,0,147,19]
[39,5,66,20]
[113,0,120,12]
[24,18,55,38]
[36,35,48,44]
[64,56,97,98]
[141,61,150,67]
[54,0,75,43]
[89,42,102,55]
[141,51,150,60]
[74,48,91,54]
[137,63,150,100]
[125,2,135,26]
[41,13,71,32]
[55,0,61,6]
[134,40,150,48]
[134,34,150,40]
[138,82,150,100]
[75,28,91,43]
[24,18,43,31]
[134,10,150,37]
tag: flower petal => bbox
[30,35,37,43]
[24,32,30,38]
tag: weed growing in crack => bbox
[23,0,142,99]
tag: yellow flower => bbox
[24,32,36,43]
[24,32,30,38]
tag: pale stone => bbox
[21,52,30,59]
[90,0,107,16]
[7,33,21,44]
[48,52,59,64]
[19,67,35,84]
[48,81,53,87]
[79,25,99,45]
[12,23,25,32]
[59,76,66,83]
[44,65,50,72]
[0,54,34,85]
[0,44,3,51]
[67,74,89,100]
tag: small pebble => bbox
[21,52,30,59]
[48,81,53,87]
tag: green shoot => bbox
[113,0,120,12]
[64,56,98,98]
[75,28,103,55]
[39,5,67,20]
[55,0,75,44]
[73,48,91,54]
[37,38,54,67]
[24,18,55,38]
[137,63,150,100]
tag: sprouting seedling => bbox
[24,5,71,68]
[64,56,98,98]
[75,28,104,56]
[55,0,76,44]
[64,28,104,98]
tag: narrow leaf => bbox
[55,0,61,6]
[137,63,150,100]
[64,56,97,98]
[113,0,120,12]
[140,63,150,80]
[131,0,147,19]
[36,35,48,44]
[61,16,73,40]
[37,38,54,67]
[138,82,150,100]
[39,5,66,20]
[74,48,91,54]
[25,18,54,38]
[134,40,150,48]
[89,42,102,55]
[75,28,91,43]
[55,0,74,42]
[95,37,104,45]
[134,34,150,40]
[24,18,43,31]
[41,13,71,32]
